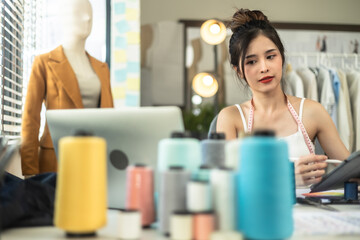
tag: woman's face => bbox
[239,34,283,93]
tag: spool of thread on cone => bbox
[158,166,191,235]
[54,131,107,236]
[125,164,155,227]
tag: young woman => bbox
[217,9,350,186]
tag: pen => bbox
[289,158,342,164]
[296,197,339,212]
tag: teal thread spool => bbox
[236,130,294,239]
[158,132,201,176]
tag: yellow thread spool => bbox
[55,133,107,236]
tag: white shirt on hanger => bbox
[337,69,354,152]
[346,71,360,152]
[317,67,336,116]
[296,67,318,102]
[285,69,304,98]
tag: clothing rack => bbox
[285,52,359,69]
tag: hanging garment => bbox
[337,69,354,151]
[316,67,336,116]
[328,68,340,129]
[296,68,318,101]
[284,69,305,98]
[346,71,360,152]
[235,98,315,158]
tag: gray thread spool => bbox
[158,166,191,235]
[201,133,226,168]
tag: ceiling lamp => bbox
[200,19,227,45]
[192,72,218,98]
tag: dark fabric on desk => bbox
[0,172,56,230]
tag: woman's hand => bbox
[294,154,328,187]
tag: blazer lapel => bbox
[48,46,84,108]
[88,53,108,107]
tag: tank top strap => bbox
[235,104,249,133]
[287,98,315,154]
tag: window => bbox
[0,0,24,140]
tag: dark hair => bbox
[228,9,285,83]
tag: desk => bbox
[2,204,360,240]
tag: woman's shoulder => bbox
[219,101,251,116]
[287,95,322,110]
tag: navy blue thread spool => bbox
[344,182,358,201]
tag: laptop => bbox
[46,106,184,209]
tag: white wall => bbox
[141,0,360,25]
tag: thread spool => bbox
[201,133,226,168]
[210,168,235,231]
[125,164,155,227]
[237,130,293,239]
[158,166,191,235]
[289,161,296,204]
[187,180,212,213]
[170,211,193,240]
[158,132,201,175]
[210,231,243,240]
[195,164,212,181]
[224,139,242,170]
[116,209,141,239]
[344,182,358,201]
[54,132,107,236]
[193,212,215,240]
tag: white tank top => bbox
[235,98,315,158]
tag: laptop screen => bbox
[46,106,184,208]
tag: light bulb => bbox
[192,95,202,105]
[203,75,214,86]
[209,23,220,34]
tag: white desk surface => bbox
[2,204,360,240]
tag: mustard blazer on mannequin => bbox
[21,45,114,175]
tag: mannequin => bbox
[20,0,114,177]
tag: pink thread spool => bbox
[193,212,216,240]
[125,164,155,227]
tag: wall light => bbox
[192,72,218,98]
[200,19,227,45]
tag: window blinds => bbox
[0,0,24,140]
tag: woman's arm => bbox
[216,106,241,140]
[295,100,351,186]
[308,100,350,160]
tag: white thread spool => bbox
[210,168,236,231]
[225,139,242,170]
[211,231,244,240]
[187,180,212,213]
[170,211,193,240]
[117,209,141,239]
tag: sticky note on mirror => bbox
[112,87,126,99]
[125,93,139,107]
[115,37,127,49]
[127,32,140,44]
[114,50,127,63]
[127,77,140,91]
[116,20,129,34]
[114,2,126,15]
[125,8,139,21]
[114,69,127,83]
[127,62,140,73]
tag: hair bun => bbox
[229,9,269,33]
